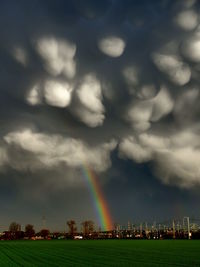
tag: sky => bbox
[1,0,200,232]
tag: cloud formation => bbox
[26,84,42,106]
[2,0,200,191]
[119,129,200,188]
[152,53,191,86]
[3,129,116,172]
[182,35,200,62]
[36,37,76,78]
[98,36,126,57]
[44,80,73,108]
[71,74,105,127]
[127,87,174,131]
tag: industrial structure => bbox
[1,216,200,240]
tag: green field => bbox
[0,240,200,267]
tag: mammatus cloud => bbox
[181,35,200,62]
[36,37,76,78]
[2,0,200,191]
[174,9,198,31]
[152,53,191,86]
[44,80,73,108]
[137,84,157,100]
[71,74,105,127]
[26,80,73,108]
[26,84,42,106]
[151,87,174,122]
[98,36,126,57]
[122,66,139,95]
[127,87,174,131]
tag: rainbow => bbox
[82,166,113,231]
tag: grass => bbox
[0,240,200,266]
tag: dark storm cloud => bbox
[1,0,200,228]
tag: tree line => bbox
[2,220,95,240]
[67,220,94,238]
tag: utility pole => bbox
[145,222,148,235]
[140,223,143,238]
[187,217,190,240]
[127,221,131,231]
[177,222,180,233]
[172,220,175,239]
[183,217,190,239]
[42,215,46,229]
[183,218,185,234]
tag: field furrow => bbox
[0,240,200,266]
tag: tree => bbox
[67,220,77,238]
[81,220,94,237]
[9,222,21,239]
[88,221,94,233]
[9,222,21,232]
[25,224,35,238]
[40,229,50,239]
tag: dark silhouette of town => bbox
[1,216,200,240]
